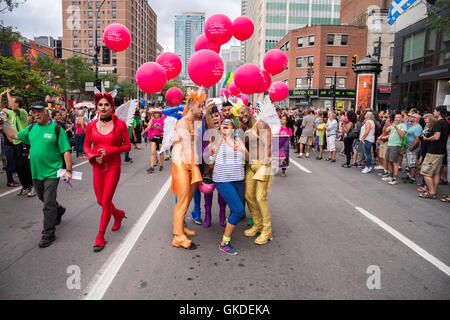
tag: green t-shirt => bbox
[6,109,29,145]
[388,123,407,147]
[17,122,72,181]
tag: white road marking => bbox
[345,200,450,278]
[289,157,312,174]
[82,177,172,300]
[0,160,89,199]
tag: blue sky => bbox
[1,0,242,52]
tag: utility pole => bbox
[94,0,107,90]
[332,72,337,111]
[373,36,381,110]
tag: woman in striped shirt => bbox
[211,118,248,255]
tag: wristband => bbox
[66,169,72,173]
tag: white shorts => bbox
[326,135,336,152]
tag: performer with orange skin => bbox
[171,90,205,250]
[84,92,131,252]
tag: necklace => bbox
[100,115,112,122]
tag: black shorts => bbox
[151,135,163,146]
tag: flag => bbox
[387,0,417,25]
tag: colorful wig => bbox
[183,90,206,117]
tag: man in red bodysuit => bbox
[84,91,131,252]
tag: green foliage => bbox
[0,56,63,106]
[65,56,95,99]
[427,0,450,36]
[0,0,26,13]
[116,81,137,101]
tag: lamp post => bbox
[94,0,107,90]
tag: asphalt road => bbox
[0,143,449,300]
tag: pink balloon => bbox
[268,81,289,102]
[228,82,240,96]
[103,23,131,52]
[235,94,249,106]
[257,69,272,93]
[220,89,230,99]
[195,34,221,54]
[136,62,167,95]
[234,63,263,95]
[205,14,233,46]
[188,49,224,88]
[263,49,288,75]
[156,52,182,80]
[165,87,184,106]
[233,16,254,41]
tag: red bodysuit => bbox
[84,117,131,248]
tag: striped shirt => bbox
[213,141,245,183]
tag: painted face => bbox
[97,98,113,118]
[211,112,221,129]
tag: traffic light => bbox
[352,54,358,69]
[54,40,62,59]
[102,46,111,65]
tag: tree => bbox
[65,56,95,101]
[427,0,450,36]
[0,0,26,13]
[0,56,63,106]
[116,81,136,102]
[34,55,67,90]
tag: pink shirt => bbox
[279,127,292,136]
[76,123,85,135]
[148,116,166,139]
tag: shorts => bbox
[151,135,163,146]
[379,142,388,159]
[326,135,336,152]
[300,136,313,146]
[420,153,445,177]
[385,146,401,163]
[353,140,362,152]
[406,148,419,167]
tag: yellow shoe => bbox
[172,235,196,250]
[244,226,262,237]
[254,232,273,245]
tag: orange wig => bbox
[182,90,206,117]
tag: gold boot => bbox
[254,232,273,245]
[184,226,197,237]
[172,234,196,249]
[244,225,262,237]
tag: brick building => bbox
[61,0,157,86]
[272,25,367,110]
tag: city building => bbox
[272,24,367,109]
[61,0,157,86]
[174,12,205,85]
[0,35,54,60]
[216,45,242,97]
[240,0,248,63]
[390,2,450,112]
[244,0,341,68]
[34,36,56,48]
[340,0,394,109]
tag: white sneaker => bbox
[362,167,372,174]
[382,176,393,182]
[389,179,399,185]
[374,165,384,170]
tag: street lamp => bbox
[94,0,107,90]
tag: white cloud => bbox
[1,0,242,52]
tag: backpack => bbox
[28,123,67,169]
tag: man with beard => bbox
[238,106,273,245]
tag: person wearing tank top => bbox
[360,112,376,173]
[211,118,248,255]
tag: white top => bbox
[360,120,375,143]
[212,141,245,183]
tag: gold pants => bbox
[244,163,271,233]
[171,162,201,244]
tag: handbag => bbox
[348,127,359,140]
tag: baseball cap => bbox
[30,101,46,110]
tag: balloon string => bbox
[65,181,73,192]
[198,86,203,98]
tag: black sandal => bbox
[418,192,436,199]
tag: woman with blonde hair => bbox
[360,111,376,173]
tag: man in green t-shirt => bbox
[1,101,73,248]
[382,113,407,185]
[0,88,34,195]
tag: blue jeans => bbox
[215,180,244,226]
[363,140,373,168]
[75,134,85,156]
